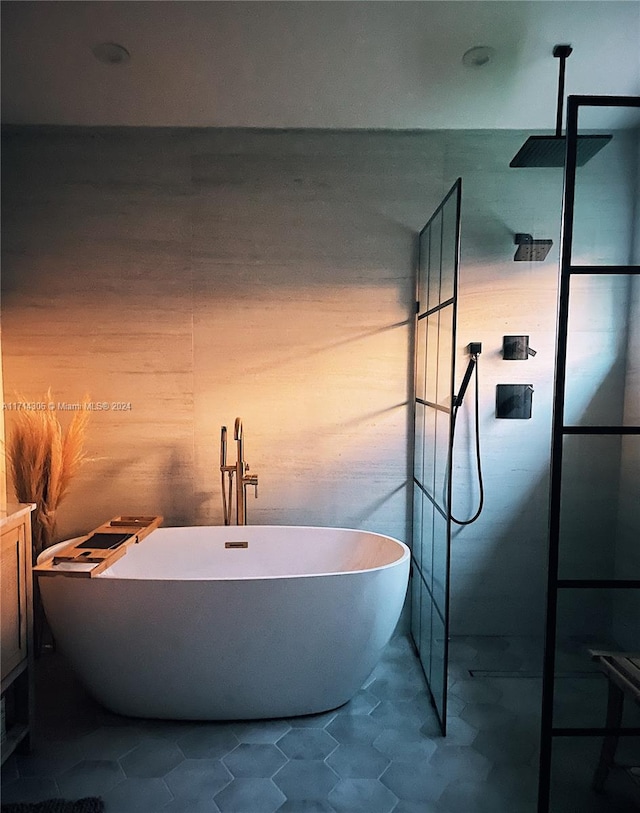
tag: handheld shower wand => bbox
[453,356,477,408]
[220,425,235,526]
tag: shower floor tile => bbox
[2,630,639,812]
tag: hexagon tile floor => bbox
[2,627,639,812]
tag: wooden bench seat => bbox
[589,650,640,792]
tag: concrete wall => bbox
[1,125,636,637]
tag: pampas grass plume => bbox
[7,391,89,557]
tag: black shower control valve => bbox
[496,384,533,419]
[503,335,537,360]
[468,342,482,356]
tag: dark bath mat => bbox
[1,799,104,813]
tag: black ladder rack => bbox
[538,95,640,812]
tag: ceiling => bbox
[2,1,639,130]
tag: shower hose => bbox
[449,352,484,526]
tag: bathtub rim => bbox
[36,524,410,582]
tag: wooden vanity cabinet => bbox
[1,504,35,764]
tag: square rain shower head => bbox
[509,45,613,169]
[514,233,553,262]
[509,134,613,168]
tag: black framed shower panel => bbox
[411,178,462,736]
[537,95,640,813]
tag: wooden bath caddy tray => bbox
[33,515,163,578]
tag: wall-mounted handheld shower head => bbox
[453,358,477,408]
[453,343,482,408]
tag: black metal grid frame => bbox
[537,95,640,812]
[411,178,462,735]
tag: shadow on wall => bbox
[449,470,549,639]
[449,358,631,640]
[450,466,622,644]
[222,401,411,534]
[54,447,195,540]
[205,318,413,381]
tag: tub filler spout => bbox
[220,418,258,525]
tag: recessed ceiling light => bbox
[92,42,131,65]
[462,46,495,68]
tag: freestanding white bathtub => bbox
[37,525,410,720]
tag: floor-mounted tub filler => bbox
[37,525,409,720]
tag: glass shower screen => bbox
[411,178,461,735]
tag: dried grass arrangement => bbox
[7,395,89,561]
